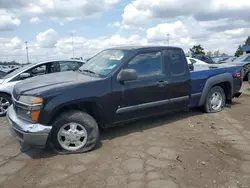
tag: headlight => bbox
[19,96,43,105]
[17,96,43,122]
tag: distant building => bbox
[242,45,250,54]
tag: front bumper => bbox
[7,105,52,148]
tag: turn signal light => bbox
[31,111,40,121]
[33,97,43,104]
[233,72,240,78]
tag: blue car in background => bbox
[195,55,215,64]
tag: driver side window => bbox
[127,51,162,78]
[26,65,46,76]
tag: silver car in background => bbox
[0,59,85,116]
[222,54,250,81]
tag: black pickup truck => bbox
[7,46,243,154]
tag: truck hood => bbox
[14,71,100,96]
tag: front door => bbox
[114,50,170,122]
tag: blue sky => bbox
[0,0,250,63]
[1,1,129,39]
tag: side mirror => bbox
[117,69,137,83]
[19,72,31,79]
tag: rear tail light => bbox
[233,72,240,77]
[233,69,244,82]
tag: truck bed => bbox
[189,64,242,108]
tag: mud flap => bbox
[233,92,242,98]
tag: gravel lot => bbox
[0,82,250,188]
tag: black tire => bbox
[248,72,250,83]
[0,93,12,117]
[204,86,226,113]
[50,110,99,154]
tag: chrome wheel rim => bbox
[57,123,88,151]
[0,97,10,115]
[210,92,222,111]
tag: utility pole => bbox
[71,32,75,58]
[167,33,170,46]
[25,41,29,63]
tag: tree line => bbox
[235,36,250,57]
[190,45,228,57]
[0,61,20,65]
[190,36,250,57]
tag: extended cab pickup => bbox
[7,46,243,154]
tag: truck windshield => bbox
[78,49,128,77]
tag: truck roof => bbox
[107,46,182,51]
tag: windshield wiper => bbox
[82,69,96,74]
[78,69,98,76]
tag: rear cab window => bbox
[163,48,188,76]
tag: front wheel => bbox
[0,93,11,116]
[51,110,99,154]
[248,72,250,83]
[204,86,226,113]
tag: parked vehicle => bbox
[0,70,8,78]
[0,67,19,78]
[217,56,237,64]
[187,57,208,71]
[186,57,207,65]
[0,59,85,116]
[212,56,229,64]
[195,55,215,64]
[7,46,243,154]
[221,54,250,81]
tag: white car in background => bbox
[186,57,208,65]
[0,59,85,116]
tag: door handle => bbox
[158,80,168,87]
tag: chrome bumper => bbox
[7,105,52,148]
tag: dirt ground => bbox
[0,83,250,188]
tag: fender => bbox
[0,81,19,96]
[40,97,105,125]
[39,91,113,127]
[198,73,233,106]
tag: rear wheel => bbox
[51,110,99,154]
[0,93,11,116]
[204,86,226,113]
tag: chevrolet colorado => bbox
[7,46,243,154]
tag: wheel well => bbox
[0,92,11,99]
[48,102,101,126]
[214,82,231,101]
